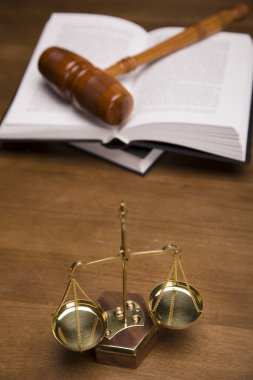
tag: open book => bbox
[1,13,253,162]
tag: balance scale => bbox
[52,201,203,368]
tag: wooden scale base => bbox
[94,291,158,368]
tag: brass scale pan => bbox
[52,300,107,352]
[149,281,203,329]
[52,282,203,351]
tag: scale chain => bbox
[72,278,83,352]
[54,278,72,318]
[88,317,99,346]
[168,255,178,325]
[75,279,93,303]
[57,327,68,345]
[177,257,202,314]
[152,260,176,313]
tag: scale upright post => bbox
[94,201,158,368]
[119,201,129,326]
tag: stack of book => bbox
[1,13,252,173]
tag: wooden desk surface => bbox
[0,1,253,379]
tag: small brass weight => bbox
[52,201,203,368]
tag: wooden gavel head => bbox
[38,47,133,125]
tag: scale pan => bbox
[52,299,107,351]
[148,281,203,329]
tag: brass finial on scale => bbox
[51,202,203,368]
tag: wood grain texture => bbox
[0,1,253,379]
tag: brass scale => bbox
[52,201,203,363]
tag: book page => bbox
[122,28,253,158]
[133,28,231,116]
[1,13,147,140]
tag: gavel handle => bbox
[106,3,249,77]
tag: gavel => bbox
[38,3,249,126]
